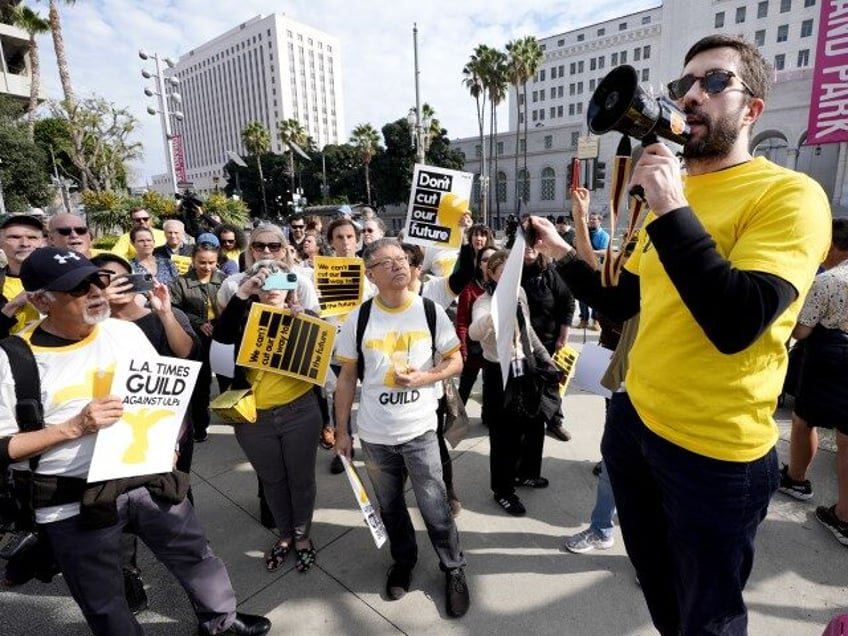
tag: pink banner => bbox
[807,1,848,145]
[171,134,187,183]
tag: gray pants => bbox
[43,487,237,636]
[235,389,322,541]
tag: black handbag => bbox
[504,306,562,421]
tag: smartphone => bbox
[123,272,155,293]
[262,271,298,291]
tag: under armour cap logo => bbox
[53,251,82,265]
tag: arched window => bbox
[497,171,507,202]
[541,167,556,201]
[516,169,530,202]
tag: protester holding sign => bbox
[213,259,323,574]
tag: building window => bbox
[544,135,553,149]
[576,102,583,115]
[558,64,564,76]
[589,78,596,91]
[569,83,575,96]
[755,30,766,46]
[777,24,788,42]
[532,110,538,122]
[715,12,725,28]
[619,22,627,31]
[736,6,746,22]
[557,85,564,97]
[532,90,538,102]
[540,90,546,101]
[540,69,546,81]
[781,0,791,11]
[644,45,651,59]
[611,52,619,65]
[475,145,482,158]
[804,0,815,6]
[634,47,641,61]
[642,68,650,82]
[774,53,785,70]
[540,109,545,120]
[557,38,565,47]
[620,50,627,64]
[551,66,557,79]
[571,131,580,148]
[541,167,556,200]
[797,49,810,67]
[597,28,606,36]
[801,19,813,37]
[570,62,576,75]
[577,81,584,94]
[550,107,555,119]
[758,1,769,17]
[516,169,530,202]
[550,87,556,99]
[519,93,525,105]
[495,142,503,155]
[598,56,605,69]
[497,172,507,202]
[577,33,585,42]
[590,58,597,71]
[557,105,564,117]
[578,60,584,73]
[568,103,575,116]
[642,15,651,24]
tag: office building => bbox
[0,0,47,105]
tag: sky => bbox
[33,0,661,186]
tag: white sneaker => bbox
[563,527,614,554]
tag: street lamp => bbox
[139,49,184,193]
[407,24,432,165]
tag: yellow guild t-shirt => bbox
[3,275,40,333]
[624,156,831,462]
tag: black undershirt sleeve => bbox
[646,207,797,354]
[552,260,641,323]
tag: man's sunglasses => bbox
[251,241,283,252]
[132,216,151,223]
[220,239,237,245]
[54,226,89,236]
[67,273,111,298]
[666,69,753,100]
[290,224,305,230]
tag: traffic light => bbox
[592,161,607,191]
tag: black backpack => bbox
[355,296,438,381]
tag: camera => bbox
[123,273,155,293]
[262,272,298,291]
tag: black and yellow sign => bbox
[314,256,365,317]
[553,344,580,397]
[236,303,336,386]
[172,254,192,275]
[403,164,473,249]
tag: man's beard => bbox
[82,301,111,325]
[682,105,744,161]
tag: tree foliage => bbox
[0,97,51,212]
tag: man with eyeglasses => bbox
[334,238,469,619]
[48,213,100,259]
[0,247,271,636]
[0,214,46,338]
[111,208,167,261]
[531,34,831,634]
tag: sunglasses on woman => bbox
[54,226,89,236]
[251,241,283,253]
[666,69,753,100]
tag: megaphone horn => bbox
[587,65,690,146]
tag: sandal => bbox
[295,540,316,573]
[265,540,291,572]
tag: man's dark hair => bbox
[213,223,246,250]
[288,213,304,226]
[683,34,771,100]
[326,217,361,244]
[833,218,848,252]
[401,243,424,268]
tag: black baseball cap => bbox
[0,214,45,232]
[20,247,105,293]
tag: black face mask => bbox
[484,280,497,295]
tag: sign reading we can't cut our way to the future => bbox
[402,164,473,250]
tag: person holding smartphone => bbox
[212,260,323,574]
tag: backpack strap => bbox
[422,296,437,364]
[355,298,374,381]
[0,336,44,471]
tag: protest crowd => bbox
[0,34,846,636]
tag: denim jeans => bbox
[361,430,466,571]
[589,460,616,540]
[602,392,778,636]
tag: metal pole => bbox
[413,23,425,165]
[154,54,178,193]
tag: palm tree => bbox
[480,48,507,222]
[41,0,77,110]
[11,4,50,138]
[350,123,381,205]
[462,45,490,224]
[278,118,309,210]
[506,36,543,205]
[241,121,270,217]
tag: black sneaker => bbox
[546,423,571,442]
[778,464,813,501]
[385,563,413,600]
[445,568,470,618]
[815,505,848,546]
[494,493,526,516]
[514,476,549,489]
[201,612,271,635]
[122,567,148,615]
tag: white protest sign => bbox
[341,455,386,549]
[572,343,613,399]
[403,164,473,249]
[87,356,201,482]
[492,231,525,389]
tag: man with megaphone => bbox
[530,34,831,636]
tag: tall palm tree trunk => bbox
[364,163,372,205]
[257,156,268,217]
[521,82,529,201]
[48,0,74,109]
[493,105,501,224]
[513,91,521,213]
[26,38,40,138]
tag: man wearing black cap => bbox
[0,247,271,636]
[0,214,46,338]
